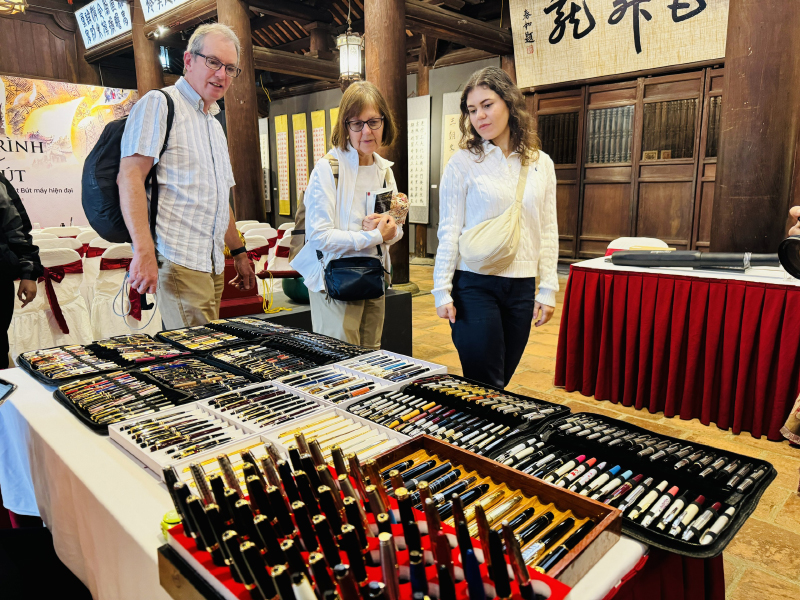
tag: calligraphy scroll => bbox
[142,0,192,22]
[258,117,271,207]
[407,95,431,225]
[509,0,729,89]
[275,115,290,216]
[75,0,132,49]
[329,107,340,150]
[292,113,309,202]
[311,110,327,166]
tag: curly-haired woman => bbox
[432,66,559,388]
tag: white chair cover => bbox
[77,230,97,251]
[276,223,294,240]
[9,249,93,362]
[35,238,83,251]
[81,237,116,308]
[239,223,266,234]
[244,227,276,241]
[90,244,162,339]
[265,235,299,278]
[606,237,668,256]
[235,220,259,228]
[244,235,269,273]
[31,232,57,241]
[41,226,82,238]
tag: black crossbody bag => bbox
[317,246,387,302]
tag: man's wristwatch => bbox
[230,246,247,257]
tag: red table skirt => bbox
[555,265,800,440]
[610,551,724,600]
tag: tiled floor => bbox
[408,264,800,598]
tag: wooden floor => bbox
[409,264,800,599]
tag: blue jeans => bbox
[449,270,536,389]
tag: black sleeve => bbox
[0,174,43,280]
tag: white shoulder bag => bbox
[458,162,530,275]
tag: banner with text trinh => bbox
[0,76,138,227]
[509,0,729,89]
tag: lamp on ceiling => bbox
[0,0,27,15]
[335,0,364,90]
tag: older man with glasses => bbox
[118,23,255,329]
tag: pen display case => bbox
[205,341,323,382]
[133,357,259,400]
[199,382,328,433]
[336,350,447,385]
[276,364,402,405]
[374,436,621,587]
[110,403,252,475]
[157,325,249,353]
[163,435,573,600]
[507,413,776,558]
[263,407,410,465]
[208,317,299,339]
[53,370,194,433]
[18,334,190,385]
[260,331,374,364]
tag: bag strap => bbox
[145,90,175,241]
[515,163,530,206]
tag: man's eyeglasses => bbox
[194,52,241,78]
[346,117,384,132]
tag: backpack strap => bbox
[145,89,175,241]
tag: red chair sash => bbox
[99,257,141,321]
[85,246,105,258]
[78,243,89,257]
[267,236,278,248]
[277,230,287,239]
[246,245,270,261]
[37,260,84,334]
[275,245,290,258]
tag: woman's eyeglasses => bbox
[346,117,384,132]
[194,52,242,78]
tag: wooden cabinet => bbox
[531,66,724,261]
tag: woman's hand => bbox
[533,302,554,327]
[362,213,382,231]
[790,206,800,236]
[377,215,397,242]
[437,302,456,323]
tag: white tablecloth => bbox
[578,256,800,286]
[0,367,646,600]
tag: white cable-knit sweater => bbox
[432,142,559,308]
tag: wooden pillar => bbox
[365,0,409,283]
[414,35,436,258]
[710,0,800,252]
[217,0,266,221]
[306,22,333,60]
[131,0,164,96]
[501,54,516,85]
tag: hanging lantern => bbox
[335,0,363,90]
[0,0,27,15]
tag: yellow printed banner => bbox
[310,110,326,166]
[274,114,290,215]
[329,107,340,150]
[0,75,137,227]
[292,113,309,200]
[509,0,729,89]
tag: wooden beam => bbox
[273,36,311,53]
[246,0,333,24]
[131,0,165,95]
[404,0,512,56]
[252,46,339,81]
[84,31,133,63]
[266,80,341,100]
[433,47,496,69]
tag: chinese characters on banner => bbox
[407,95,431,225]
[508,0,728,89]
[75,0,132,49]
[292,113,309,200]
[274,115,290,216]
[141,0,191,22]
[310,110,327,166]
[441,114,461,172]
[329,107,340,150]
[258,117,271,205]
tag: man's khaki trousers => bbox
[157,254,225,329]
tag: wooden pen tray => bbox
[373,435,622,587]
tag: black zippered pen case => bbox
[516,413,776,558]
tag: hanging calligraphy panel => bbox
[275,115,291,216]
[509,0,729,89]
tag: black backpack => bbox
[81,89,175,243]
